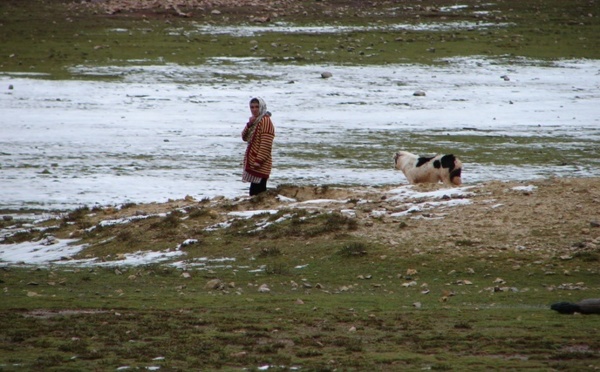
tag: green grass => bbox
[3,204,600,370]
[2,256,599,370]
[1,0,599,79]
[282,130,600,171]
[2,200,600,369]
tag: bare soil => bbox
[97,177,600,261]
[251,178,596,258]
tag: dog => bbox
[394,151,463,186]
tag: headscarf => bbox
[243,97,271,142]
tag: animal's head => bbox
[394,151,414,170]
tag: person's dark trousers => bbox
[249,178,268,196]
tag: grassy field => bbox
[2,178,600,370]
[1,0,599,78]
[2,0,600,370]
[1,265,598,371]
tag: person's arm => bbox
[253,119,275,165]
[241,118,254,141]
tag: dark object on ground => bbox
[551,299,600,314]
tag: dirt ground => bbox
[99,177,600,261]
[74,0,491,21]
[231,178,598,257]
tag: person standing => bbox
[241,97,275,196]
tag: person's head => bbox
[249,97,267,117]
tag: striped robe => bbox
[242,116,275,180]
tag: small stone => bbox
[2,215,13,221]
[413,302,422,309]
[181,272,191,279]
[258,284,270,293]
[205,279,222,290]
[321,71,333,79]
[295,299,304,305]
[349,326,357,332]
[413,90,426,96]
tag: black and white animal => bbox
[394,151,463,186]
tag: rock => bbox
[413,90,426,96]
[41,236,57,245]
[321,71,333,79]
[2,215,13,221]
[181,272,191,279]
[205,279,223,290]
[258,284,270,293]
[252,16,271,23]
